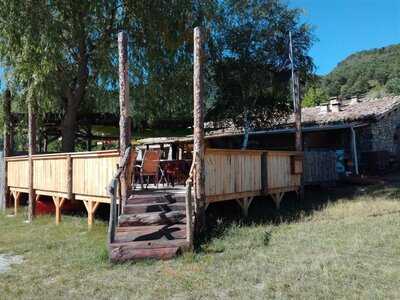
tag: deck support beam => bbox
[271,192,285,210]
[52,196,66,225]
[84,200,100,228]
[12,191,20,216]
[236,197,254,217]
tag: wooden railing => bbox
[204,149,264,202]
[107,147,132,244]
[204,148,303,202]
[6,150,120,202]
[263,151,302,193]
[184,151,197,249]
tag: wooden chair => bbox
[136,149,162,189]
[127,150,138,190]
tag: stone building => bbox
[138,95,400,175]
[203,95,400,174]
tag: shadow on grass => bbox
[196,180,400,249]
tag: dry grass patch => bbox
[1,184,400,299]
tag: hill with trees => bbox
[323,44,400,97]
[302,44,400,107]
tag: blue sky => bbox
[291,0,400,75]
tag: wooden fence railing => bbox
[6,149,120,203]
[204,149,263,202]
[204,149,303,203]
[264,151,302,194]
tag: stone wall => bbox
[370,107,400,155]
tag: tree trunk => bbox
[1,89,11,211]
[60,105,78,152]
[242,109,250,150]
[28,88,37,222]
[118,31,131,212]
[193,26,206,234]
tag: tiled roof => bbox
[287,95,400,126]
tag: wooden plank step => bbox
[115,224,186,243]
[109,239,189,250]
[119,211,186,227]
[109,244,184,262]
[127,194,173,204]
[127,194,186,205]
[124,202,186,214]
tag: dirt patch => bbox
[0,254,23,273]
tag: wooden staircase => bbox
[108,193,191,262]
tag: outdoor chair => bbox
[127,149,138,190]
[135,149,164,189]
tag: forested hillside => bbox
[322,44,400,97]
[302,44,400,107]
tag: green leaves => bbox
[209,0,314,128]
[322,44,400,97]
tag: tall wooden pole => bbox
[193,26,206,232]
[118,31,130,210]
[289,32,302,152]
[1,90,11,211]
[28,88,37,222]
[294,72,302,151]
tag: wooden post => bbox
[1,90,11,211]
[66,154,73,200]
[193,26,206,233]
[350,126,359,175]
[236,197,254,218]
[84,200,100,228]
[12,191,20,216]
[293,71,304,200]
[52,196,65,225]
[118,31,131,211]
[271,192,285,210]
[28,89,37,222]
[294,73,302,152]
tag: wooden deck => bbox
[5,148,302,224]
[5,147,303,261]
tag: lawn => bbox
[1,184,400,299]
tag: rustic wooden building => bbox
[138,95,400,177]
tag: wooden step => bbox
[115,224,187,243]
[127,194,186,205]
[127,194,172,204]
[109,242,187,262]
[110,239,190,251]
[119,211,186,227]
[124,202,186,214]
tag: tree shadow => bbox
[197,181,400,249]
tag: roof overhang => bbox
[137,122,368,145]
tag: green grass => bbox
[1,184,400,299]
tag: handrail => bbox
[188,150,197,181]
[107,146,132,244]
[184,150,197,250]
